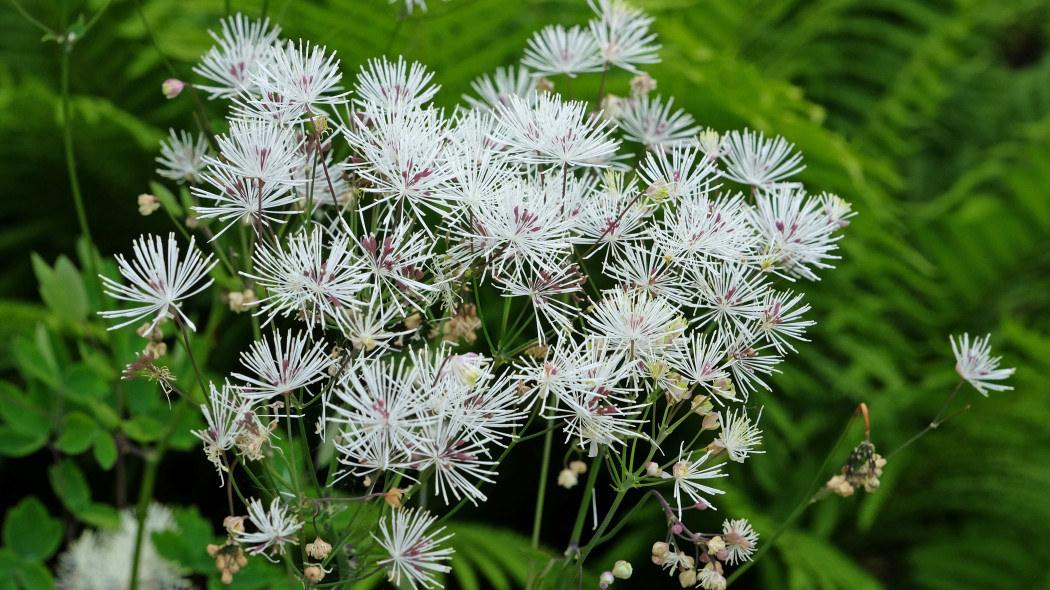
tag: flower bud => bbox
[630,73,657,96]
[304,565,326,583]
[138,194,160,216]
[557,468,579,489]
[162,78,185,99]
[569,460,587,475]
[599,571,615,589]
[612,560,633,579]
[645,461,662,477]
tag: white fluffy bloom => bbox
[588,289,686,362]
[251,40,349,120]
[244,227,367,328]
[587,0,661,73]
[194,14,282,99]
[156,129,208,184]
[192,381,248,483]
[750,187,841,280]
[232,330,330,401]
[714,407,764,463]
[99,233,216,333]
[235,498,304,560]
[495,93,620,168]
[616,94,698,149]
[721,129,805,191]
[354,56,439,114]
[722,518,759,565]
[662,444,726,516]
[191,165,301,240]
[950,333,1015,395]
[464,66,534,111]
[56,504,189,590]
[522,24,603,78]
[638,141,719,203]
[375,509,454,590]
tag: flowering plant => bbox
[2,1,1020,589]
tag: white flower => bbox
[722,518,759,565]
[587,0,661,73]
[638,141,719,203]
[749,186,842,280]
[192,381,248,484]
[56,504,189,590]
[244,227,367,328]
[232,330,330,401]
[191,165,301,240]
[495,260,584,339]
[464,66,534,111]
[714,407,764,463]
[720,129,804,191]
[724,338,781,398]
[252,40,349,120]
[99,233,216,333]
[355,56,439,114]
[235,498,304,560]
[412,415,497,505]
[950,333,1015,395]
[661,444,726,516]
[194,14,282,99]
[522,24,603,78]
[494,93,620,168]
[616,94,698,150]
[588,289,685,362]
[756,290,813,354]
[206,119,305,187]
[667,332,731,396]
[375,509,454,590]
[156,129,209,184]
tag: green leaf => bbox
[11,331,59,389]
[48,459,90,513]
[61,364,110,402]
[2,497,62,562]
[121,415,163,443]
[75,503,121,530]
[0,381,51,438]
[14,562,53,590]
[0,426,48,458]
[92,431,117,470]
[55,412,98,455]
[85,398,120,429]
[150,181,183,217]
[31,254,88,324]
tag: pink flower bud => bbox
[162,78,185,99]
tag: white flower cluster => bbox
[103,2,858,588]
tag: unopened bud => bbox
[383,487,404,508]
[679,568,697,587]
[304,565,326,583]
[630,73,657,96]
[645,461,662,477]
[223,515,247,535]
[557,468,579,489]
[162,78,185,99]
[569,460,587,475]
[707,536,726,556]
[599,571,615,589]
[612,560,633,579]
[138,194,160,216]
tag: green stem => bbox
[526,407,555,588]
[726,407,864,584]
[567,451,604,550]
[129,401,189,590]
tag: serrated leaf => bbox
[121,415,163,443]
[2,497,62,562]
[14,562,53,590]
[48,459,90,513]
[93,431,117,470]
[0,426,48,458]
[56,412,98,454]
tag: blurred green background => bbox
[2,0,1049,588]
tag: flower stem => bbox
[526,407,556,588]
[725,405,864,584]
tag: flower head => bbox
[99,233,217,333]
[235,498,304,560]
[950,333,1015,395]
[156,129,208,184]
[721,518,759,565]
[661,443,726,516]
[375,508,455,589]
[194,14,282,99]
